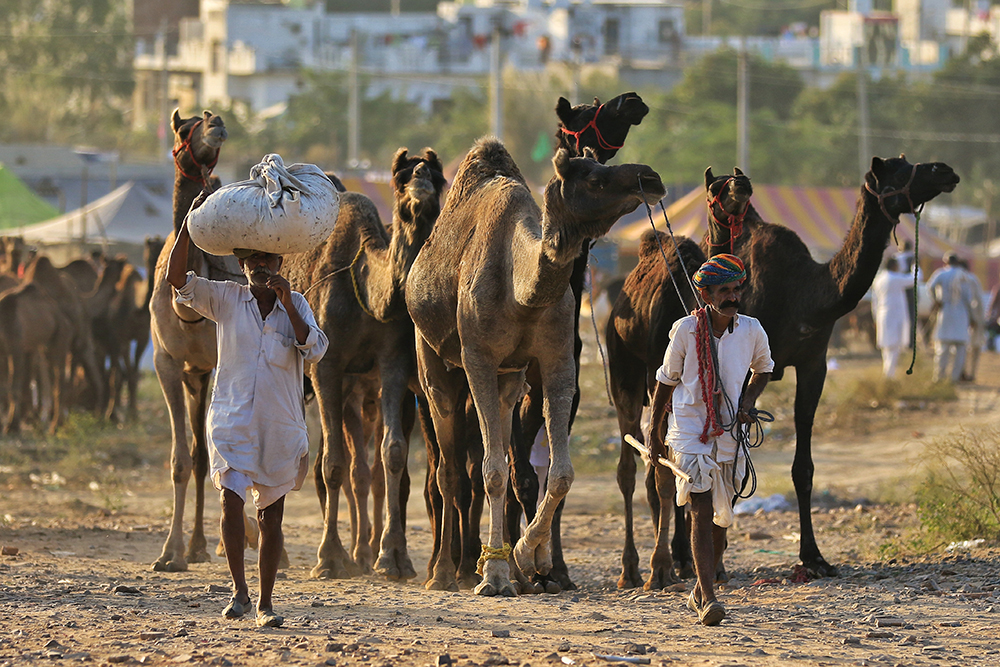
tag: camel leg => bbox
[310,362,358,579]
[793,358,838,577]
[458,399,486,589]
[184,370,212,564]
[128,338,148,422]
[342,390,374,573]
[417,338,464,592]
[467,366,522,598]
[369,404,386,561]
[152,349,194,572]
[514,355,575,582]
[645,462,679,589]
[419,395,445,585]
[609,330,645,589]
[374,366,417,581]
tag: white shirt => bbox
[176,272,329,488]
[871,269,912,349]
[927,266,974,343]
[655,312,773,461]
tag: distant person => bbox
[927,252,976,383]
[986,281,1000,351]
[957,259,986,382]
[871,257,912,378]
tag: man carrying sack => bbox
[167,191,329,628]
[647,254,773,626]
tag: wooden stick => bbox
[624,434,693,483]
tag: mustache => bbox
[720,299,740,309]
[250,266,272,277]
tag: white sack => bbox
[187,153,340,256]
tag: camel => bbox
[148,108,234,572]
[606,230,705,589]
[506,92,651,592]
[0,259,74,433]
[281,148,446,580]
[406,137,665,595]
[702,156,959,576]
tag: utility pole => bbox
[348,29,360,168]
[736,43,749,171]
[856,42,872,180]
[702,0,712,35]
[158,18,170,161]
[489,24,503,139]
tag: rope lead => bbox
[905,208,923,376]
[476,543,512,575]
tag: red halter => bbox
[171,119,220,187]
[558,103,624,154]
[706,177,749,254]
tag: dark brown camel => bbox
[406,138,664,595]
[148,109,233,572]
[702,156,959,576]
[506,92,651,592]
[606,229,705,589]
[281,148,446,580]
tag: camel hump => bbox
[449,136,526,201]
[638,230,704,272]
[638,229,673,258]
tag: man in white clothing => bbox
[648,254,773,626]
[927,253,975,383]
[871,257,912,378]
[166,195,328,628]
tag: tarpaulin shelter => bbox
[12,181,172,265]
[0,164,59,230]
[609,184,1000,289]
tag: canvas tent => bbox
[11,181,173,265]
[609,184,999,288]
[0,164,59,230]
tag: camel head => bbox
[865,155,959,222]
[391,147,447,233]
[704,166,753,251]
[555,92,649,163]
[544,148,664,255]
[170,109,227,186]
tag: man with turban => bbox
[647,254,773,625]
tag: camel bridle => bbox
[172,119,221,188]
[864,163,922,224]
[559,103,624,154]
[706,176,750,253]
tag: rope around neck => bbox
[349,244,378,319]
[905,209,922,375]
[476,543,512,575]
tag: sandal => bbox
[686,590,701,613]
[699,600,726,626]
[222,595,250,619]
[256,608,284,628]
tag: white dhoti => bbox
[672,447,748,528]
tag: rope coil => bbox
[476,543,512,575]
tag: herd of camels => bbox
[0,91,960,596]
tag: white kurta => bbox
[927,266,974,343]
[176,272,329,497]
[655,313,774,463]
[871,269,912,350]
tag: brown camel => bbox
[606,229,705,589]
[406,138,665,595]
[281,148,446,580]
[148,109,233,572]
[702,156,959,576]
[507,92,651,592]
[0,259,74,433]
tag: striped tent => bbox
[609,184,999,288]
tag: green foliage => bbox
[685,0,839,37]
[916,426,1000,542]
[0,0,134,145]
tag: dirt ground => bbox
[2,349,1000,667]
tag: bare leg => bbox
[220,489,250,613]
[257,496,285,623]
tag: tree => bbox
[0,0,134,144]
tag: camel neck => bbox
[172,176,202,234]
[827,188,896,318]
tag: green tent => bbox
[0,164,59,231]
